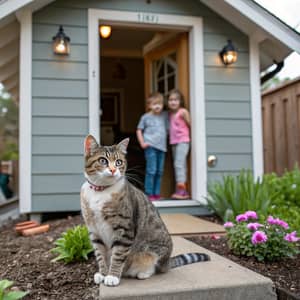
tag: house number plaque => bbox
[137,13,159,24]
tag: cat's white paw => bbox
[104,275,120,286]
[137,271,153,280]
[94,272,105,284]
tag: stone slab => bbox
[99,237,276,300]
[161,213,226,235]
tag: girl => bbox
[168,89,191,199]
[136,92,168,201]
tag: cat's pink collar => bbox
[87,181,111,191]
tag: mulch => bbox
[0,214,299,299]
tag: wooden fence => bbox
[262,77,300,174]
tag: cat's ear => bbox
[84,135,99,156]
[117,138,129,154]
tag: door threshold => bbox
[153,200,200,207]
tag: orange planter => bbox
[22,224,50,236]
[15,221,39,234]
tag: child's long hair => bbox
[168,89,185,108]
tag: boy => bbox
[136,92,168,201]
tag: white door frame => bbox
[88,9,207,204]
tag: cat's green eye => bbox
[115,159,123,167]
[99,158,108,166]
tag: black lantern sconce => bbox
[219,40,238,65]
[52,25,70,55]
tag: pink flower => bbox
[267,216,289,229]
[245,211,258,220]
[236,214,248,222]
[267,216,276,225]
[211,234,221,240]
[284,231,300,242]
[247,223,263,231]
[251,231,268,244]
[224,222,234,228]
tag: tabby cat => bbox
[80,135,210,287]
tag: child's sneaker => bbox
[148,195,156,201]
[171,183,190,200]
[154,195,161,200]
[171,189,190,199]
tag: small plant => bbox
[206,170,277,221]
[0,279,28,300]
[224,211,300,261]
[51,225,93,263]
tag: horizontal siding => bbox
[206,119,251,136]
[32,155,83,174]
[33,43,88,62]
[32,79,88,98]
[32,136,84,155]
[32,174,83,194]
[33,24,88,44]
[207,154,252,171]
[207,137,252,154]
[207,171,241,183]
[32,61,88,80]
[32,117,88,135]
[206,102,251,119]
[32,98,88,117]
[32,194,81,212]
[205,84,251,101]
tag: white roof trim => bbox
[0,0,55,19]
[0,0,34,20]
[225,0,300,52]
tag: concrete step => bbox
[99,237,276,300]
[161,213,226,236]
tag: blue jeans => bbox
[144,147,165,196]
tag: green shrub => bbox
[0,279,28,300]
[206,170,276,221]
[51,225,93,263]
[264,166,300,233]
[224,211,299,261]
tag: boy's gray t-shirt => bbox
[137,111,168,152]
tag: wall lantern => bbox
[99,25,112,39]
[219,40,238,65]
[52,25,70,55]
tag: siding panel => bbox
[33,61,88,80]
[32,155,83,174]
[32,98,88,117]
[207,137,252,154]
[206,102,251,119]
[206,119,251,136]
[32,117,88,135]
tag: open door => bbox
[144,33,189,197]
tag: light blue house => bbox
[0,0,299,219]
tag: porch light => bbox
[219,40,238,65]
[52,25,70,55]
[99,25,112,39]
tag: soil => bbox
[0,214,299,299]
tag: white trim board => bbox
[88,9,207,204]
[250,36,264,179]
[16,8,32,213]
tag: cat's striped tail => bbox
[169,253,210,269]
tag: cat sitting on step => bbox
[80,135,210,287]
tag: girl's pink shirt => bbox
[169,108,190,145]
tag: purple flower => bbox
[245,211,258,220]
[224,222,234,228]
[236,214,248,222]
[267,216,289,229]
[284,231,300,242]
[247,223,263,231]
[251,231,268,244]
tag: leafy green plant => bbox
[264,166,300,233]
[224,211,299,261]
[0,279,28,300]
[206,170,277,221]
[51,225,93,263]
